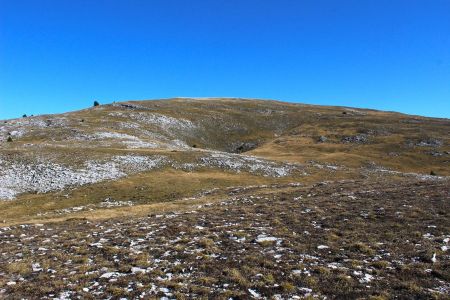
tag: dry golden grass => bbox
[0,168,305,226]
[0,98,448,233]
[0,178,448,299]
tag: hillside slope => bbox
[0,98,449,224]
[1,98,449,299]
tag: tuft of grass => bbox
[198,276,218,285]
[7,261,32,276]
[263,273,275,285]
[198,238,215,249]
[258,239,277,247]
[314,266,331,277]
[281,281,296,293]
[349,242,375,255]
[227,268,249,288]
[371,260,390,269]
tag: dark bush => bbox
[7,136,13,142]
[93,101,100,107]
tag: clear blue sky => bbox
[1,0,449,119]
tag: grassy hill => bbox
[0,98,449,298]
[0,98,448,224]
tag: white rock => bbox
[248,289,261,298]
[0,155,167,200]
[360,273,374,283]
[100,272,124,279]
[299,287,313,293]
[32,263,42,272]
[131,267,147,274]
[255,235,280,243]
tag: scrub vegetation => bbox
[0,98,449,298]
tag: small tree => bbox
[93,100,100,107]
[22,114,27,118]
[7,136,13,142]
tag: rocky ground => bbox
[0,98,449,299]
[0,151,302,200]
[1,178,448,299]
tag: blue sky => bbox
[0,0,449,119]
